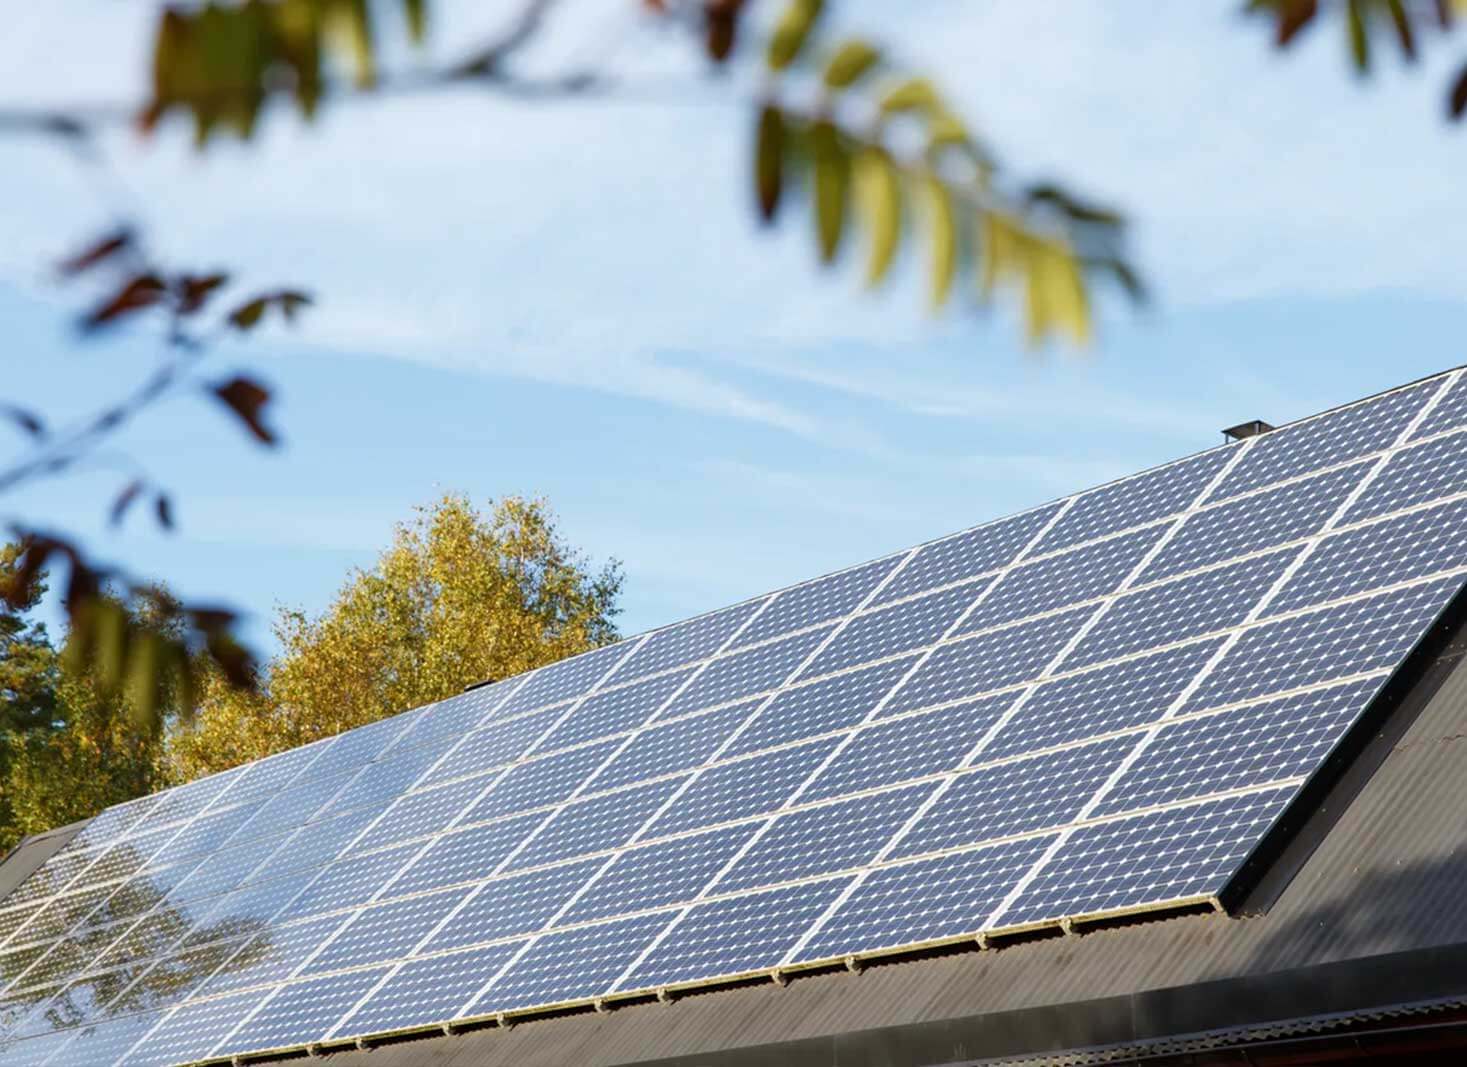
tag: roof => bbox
[259,600,1467,1065]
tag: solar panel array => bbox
[4,368,1467,1065]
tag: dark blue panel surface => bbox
[611,601,766,682]
[384,815,541,899]
[1142,461,1366,582]
[622,878,849,990]
[353,778,488,854]
[424,860,601,953]
[227,967,388,1054]
[465,741,618,823]
[1211,379,1437,500]
[1409,373,1467,440]
[727,655,916,757]
[124,989,265,1067]
[873,504,1062,606]
[805,583,981,678]
[733,556,902,648]
[1037,449,1231,555]
[589,701,756,792]
[647,738,841,838]
[1347,430,1467,522]
[494,641,632,718]
[795,834,1055,961]
[715,784,933,893]
[536,668,693,753]
[892,736,1133,858]
[989,640,1221,759]
[803,693,1017,802]
[506,777,686,870]
[473,912,667,1014]
[961,525,1163,633]
[418,706,559,789]
[882,608,1092,717]
[196,914,347,996]
[1001,787,1296,927]
[562,824,758,925]
[301,888,466,974]
[1065,549,1294,670]
[661,625,834,718]
[337,940,524,1036]
[1097,677,1381,815]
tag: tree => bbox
[166,494,622,781]
[0,573,172,854]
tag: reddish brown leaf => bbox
[110,480,145,527]
[1,538,55,609]
[210,375,277,445]
[1451,63,1467,119]
[175,272,230,314]
[58,227,135,277]
[1276,0,1318,47]
[81,273,166,332]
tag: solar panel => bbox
[5,368,1467,1065]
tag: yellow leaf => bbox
[403,0,427,44]
[923,174,956,310]
[810,120,849,263]
[823,39,880,89]
[854,146,901,286]
[767,0,824,72]
[326,0,376,89]
[879,78,941,117]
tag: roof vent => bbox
[1222,419,1274,443]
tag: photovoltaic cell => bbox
[4,369,1463,1063]
[648,738,841,838]
[802,693,1017,802]
[795,835,1055,961]
[732,555,901,647]
[1346,430,1467,523]
[1187,574,1464,711]
[661,625,834,718]
[1095,677,1382,816]
[883,607,1092,717]
[1000,787,1296,926]
[989,639,1221,759]
[506,777,686,870]
[961,525,1163,633]
[336,940,525,1036]
[1211,378,1439,500]
[622,878,849,990]
[714,784,933,893]
[611,600,766,682]
[474,912,667,1014]
[727,655,916,757]
[804,582,982,678]
[424,859,602,953]
[1142,461,1367,583]
[1268,498,1467,615]
[872,503,1062,606]
[1036,448,1231,554]
[1064,549,1294,670]
[893,736,1134,858]
[563,824,758,925]
[588,700,756,792]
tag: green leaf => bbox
[1347,0,1370,72]
[403,0,427,44]
[879,78,941,116]
[854,146,901,286]
[922,175,956,310]
[767,0,823,72]
[823,40,880,89]
[1385,0,1416,59]
[755,105,784,223]
[810,120,849,263]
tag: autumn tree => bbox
[166,494,622,780]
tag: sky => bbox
[2,1,1465,655]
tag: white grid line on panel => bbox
[780,432,1258,965]
[440,588,792,1026]
[982,368,1461,932]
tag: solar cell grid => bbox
[805,581,984,678]
[373,822,534,901]
[660,624,834,718]
[562,824,757,925]
[507,776,686,871]
[195,914,346,997]
[1410,373,1467,439]
[423,858,601,954]
[418,705,560,789]
[610,600,766,682]
[726,654,917,757]
[648,737,841,838]
[302,889,466,974]
[1346,428,1467,523]
[587,699,756,792]
[535,667,693,752]
[872,503,1062,606]
[227,967,389,1055]
[495,640,634,718]
[333,940,525,1037]
[465,740,618,823]
[732,555,902,647]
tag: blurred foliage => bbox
[1248,0,1467,118]
[0,557,172,855]
[166,493,622,780]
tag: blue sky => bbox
[3,2,1465,653]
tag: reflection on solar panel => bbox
[4,368,1467,1065]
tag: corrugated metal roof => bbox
[265,615,1467,1066]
